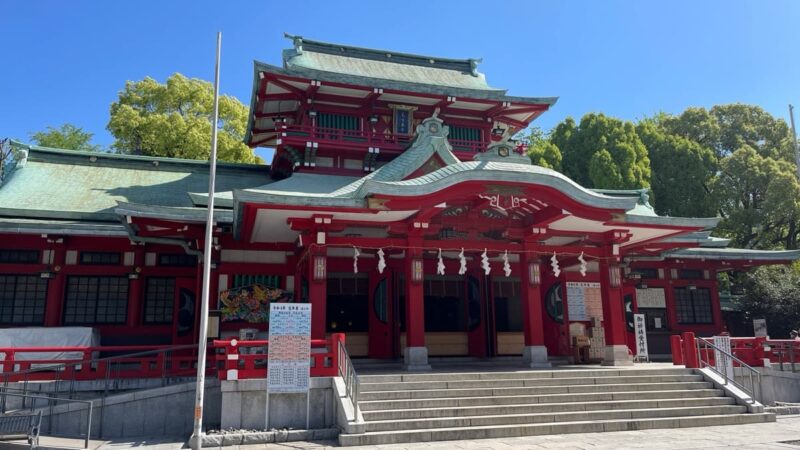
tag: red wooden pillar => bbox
[709,269,724,333]
[520,249,550,367]
[127,249,144,328]
[44,246,66,326]
[599,259,633,366]
[404,240,430,370]
[307,249,327,339]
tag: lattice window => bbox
[232,275,281,289]
[0,250,39,264]
[64,276,128,324]
[674,287,713,324]
[317,113,359,131]
[158,254,197,267]
[0,275,47,325]
[144,278,175,324]
[79,252,121,265]
[449,126,482,142]
[678,269,704,280]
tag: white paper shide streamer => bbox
[458,248,467,275]
[481,249,491,275]
[578,251,587,277]
[377,248,386,274]
[550,251,561,277]
[502,250,511,277]
[353,247,360,274]
[437,248,445,275]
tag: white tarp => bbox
[0,327,99,370]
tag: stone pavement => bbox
[6,415,800,450]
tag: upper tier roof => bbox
[283,34,496,92]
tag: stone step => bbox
[359,374,703,392]
[358,388,725,411]
[358,368,693,384]
[339,413,775,446]
[362,396,736,421]
[364,405,747,432]
[359,381,713,401]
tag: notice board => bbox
[566,282,601,321]
[267,303,311,394]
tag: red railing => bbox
[671,333,800,370]
[0,345,200,382]
[212,333,343,380]
[0,334,346,382]
[279,125,488,153]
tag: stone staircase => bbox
[339,367,774,446]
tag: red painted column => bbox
[403,239,430,370]
[520,249,550,367]
[44,246,66,326]
[127,249,144,328]
[307,249,327,339]
[599,257,633,366]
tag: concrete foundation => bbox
[220,377,335,430]
[522,345,551,368]
[403,346,431,371]
[602,345,634,366]
[735,366,800,406]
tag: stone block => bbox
[403,346,431,371]
[523,345,552,368]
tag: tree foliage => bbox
[107,73,261,163]
[736,264,800,337]
[550,114,651,190]
[30,124,101,152]
[636,121,717,217]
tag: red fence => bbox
[280,125,488,153]
[0,334,345,382]
[671,333,800,369]
[212,333,343,380]
[0,345,200,382]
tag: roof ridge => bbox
[284,33,481,74]
[11,140,269,171]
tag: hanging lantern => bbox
[353,247,360,274]
[313,255,326,281]
[437,248,445,275]
[578,251,587,277]
[458,248,467,275]
[550,252,560,278]
[412,258,424,283]
[377,248,386,274]
[502,250,511,277]
[528,261,541,286]
[481,249,491,275]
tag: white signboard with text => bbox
[713,335,734,379]
[566,282,601,322]
[267,303,311,394]
[633,313,649,361]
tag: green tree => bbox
[736,263,800,338]
[524,126,562,170]
[30,124,101,151]
[107,73,261,163]
[712,146,800,249]
[552,113,650,189]
[636,121,717,217]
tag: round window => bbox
[545,282,564,324]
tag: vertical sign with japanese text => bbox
[267,303,311,393]
[713,335,734,379]
[634,313,649,361]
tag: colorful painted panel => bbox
[219,284,293,323]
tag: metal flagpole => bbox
[790,104,799,179]
[191,31,222,450]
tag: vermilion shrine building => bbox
[1,35,797,368]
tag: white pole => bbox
[191,31,222,450]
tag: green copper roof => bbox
[667,247,800,261]
[0,142,272,222]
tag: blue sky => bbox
[2,1,798,161]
